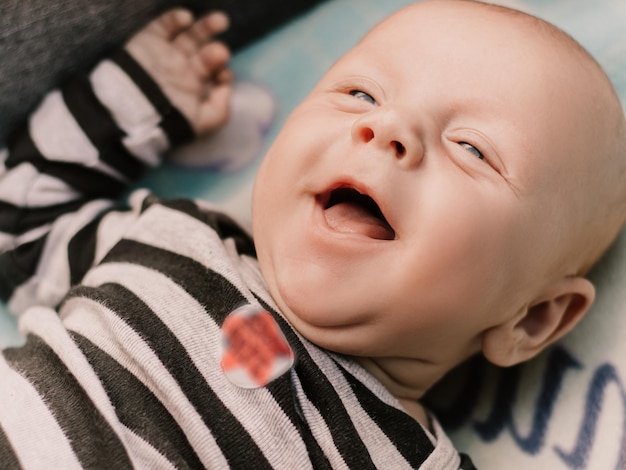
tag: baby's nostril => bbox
[361,128,375,142]
[394,141,406,156]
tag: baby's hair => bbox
[475,1,614,87]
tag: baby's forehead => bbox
[369,0,584,57]
[362,3,615,134]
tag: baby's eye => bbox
[349,89,377,106]
[459,142,485,161]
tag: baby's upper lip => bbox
[316,181,396,240]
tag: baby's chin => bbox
[273,290,380,356]
[257,247,382,355]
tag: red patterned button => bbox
[220,305,295,388]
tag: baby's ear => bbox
[482,277,595,367]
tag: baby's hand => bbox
[125,9,233,135]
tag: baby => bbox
[1,0,625,468]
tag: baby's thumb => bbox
[195,83,233,134]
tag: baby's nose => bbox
[351,108,423,168]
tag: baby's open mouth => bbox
[321,187,395,240]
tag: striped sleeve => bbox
[0,49,194,313]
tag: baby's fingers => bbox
[173,11,229,56]
[146,9,194,40]
[191,42,231,80]
[189,12,229,44]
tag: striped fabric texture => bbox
[0,50,473,469]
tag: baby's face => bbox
[252,1,599,374]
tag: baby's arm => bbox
[0,10,232,314]
[125,9,233,135]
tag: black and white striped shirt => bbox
[0,50,474,469]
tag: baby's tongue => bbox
[324,201,394,240]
